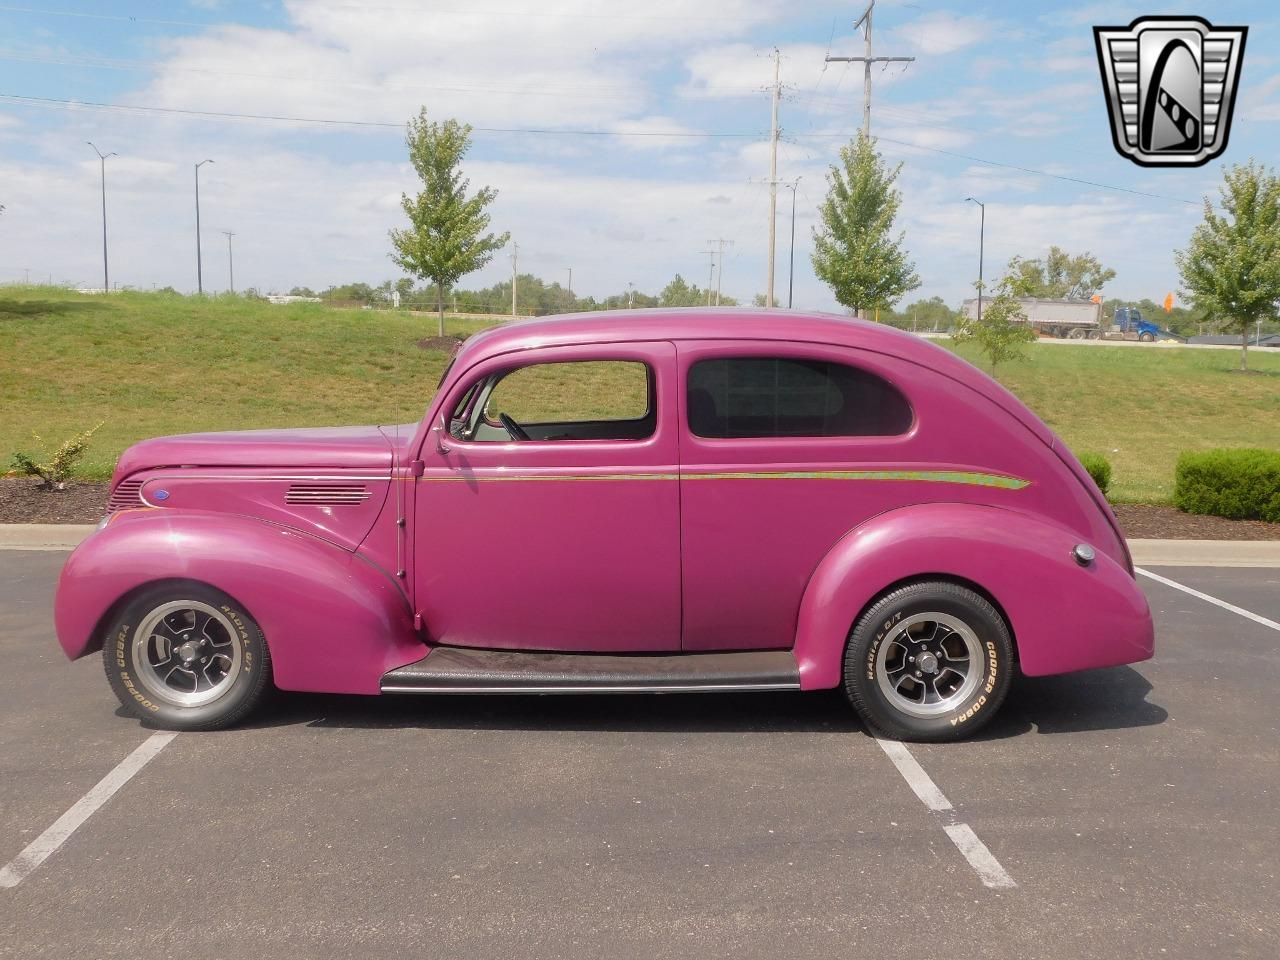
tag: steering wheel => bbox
[498,412,531,441]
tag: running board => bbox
[380,647,800,694]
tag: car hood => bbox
[111,425,396,485]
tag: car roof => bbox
[450,308,1052,446]
[460,307,923,358]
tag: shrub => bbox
[10,422,103,490]
[1174,449,1280,522]
[1078,452,1112,497]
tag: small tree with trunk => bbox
[952,277,1037,377]
[389,108,508,336]
[1175,160,1280,372]
[811,133,920,318]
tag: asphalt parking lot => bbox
[1,551,1277,960]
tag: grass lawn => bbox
[947,340,1280,501]
[2,287,1277,501]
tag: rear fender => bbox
[793,503,1154,690]
[54,510,425,694]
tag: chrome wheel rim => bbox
[875,612,983,719]
[132,601,242,708]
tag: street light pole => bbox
[786,178,801,309]
[86,142,116,292]
[965,197,985,322]
[222,231,235,294]
[195,159,214,294]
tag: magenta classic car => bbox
[54,309,1153,740]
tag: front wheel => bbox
[102,582,272,730]
[843,581,1013,741]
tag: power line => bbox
[0,93,763,136]
[870,135,1200,206]
[0,48,650,101]
[1,91,1201,205]
[0,2,776,26]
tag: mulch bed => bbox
[1109,503,1280,541]
[416,335,465,353]
[0,478,110,523]
[3,475,1278,539]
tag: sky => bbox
[0,0,1276,311]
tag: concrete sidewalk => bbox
[2,523,1278,566]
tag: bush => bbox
[10,422,103,490]
[1078,452,1112,497]
[1174,449,1280,522]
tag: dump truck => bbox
[960,298,1102,338]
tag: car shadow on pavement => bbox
[213,664,1166,738]
[242,689,862,734]
[972,665,1168,740]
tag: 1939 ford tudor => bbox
[54,310,1154,740]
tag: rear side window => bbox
[687,357,912,439]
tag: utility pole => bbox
[510,240,518,317]
[628,281,635,309]
[565,266,573,311]
[766,47,781,308]
[194,158,214,294]
[825,1,915,139]
[784,179,801,309]
[965,197,985,322]
[705,249,716,306]
[86,142,116,292]
[708,237,734,306]
[222,231,235,294]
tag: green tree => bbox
[1006,247,1116,300]
[811,134,920,317]
[389,108,509,335]
[897,295,956,332]
[952,277,1037,377]
[659,274,708,307]
[1175,160,1280,371]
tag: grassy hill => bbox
[3,287,1277,501]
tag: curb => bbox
[0,524,98,551]
[2,524,1279,566]
[1127,538,1280,568]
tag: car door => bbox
[676,340,918,652]
[413,341,681,653]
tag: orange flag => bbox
[1163,292,1174,313]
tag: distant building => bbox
[265,294,322,305]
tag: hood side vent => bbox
[285,483,372,506]
[107,479,145,513]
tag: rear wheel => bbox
[843,581,1013,741]
[102,582,272,730]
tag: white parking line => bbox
[0,732,177,889]
[1137,567,1280,632]
[875,737,1017,890]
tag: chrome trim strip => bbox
[379,682,801,695]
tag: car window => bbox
[472,360,654,442]
[686,357,912,439]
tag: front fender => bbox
[793,503,1154,690]
[55,510,426,694]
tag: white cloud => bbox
[892,12,990,56]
